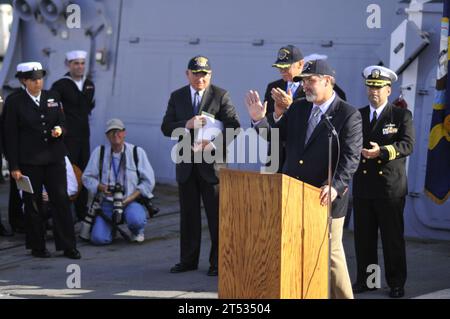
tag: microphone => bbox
[322,115,338,137]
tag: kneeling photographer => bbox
[82,119,155,245]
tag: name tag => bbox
[47,101,59,108]
[382,123,398,135]
[85,86,94,90]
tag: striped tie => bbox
[289,82,297,94]
[305,106,322,144]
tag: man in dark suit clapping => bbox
[263,45,305,172]
[161,56,240,276]
[264,45,305,127]
[246,60,362,298]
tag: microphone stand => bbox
[323,115,337,299]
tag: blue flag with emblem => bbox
[425,0,450,204]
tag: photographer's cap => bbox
[105,118,125,133]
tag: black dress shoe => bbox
[0,224,14,237]
[64,249,81,260]
[389,287,405,298]
[207,266,218,276]
[170,263,197,273]
[352,282,378,294]
[31,249,51,258]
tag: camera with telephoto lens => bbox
[111,183,124,224]
[137,196,160,218]
[79,193,103,241]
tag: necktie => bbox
[370,110,377,129]
[288,82,297,95]
[305,106,322,144]
[193,91,200,115]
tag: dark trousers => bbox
[178,165,219,268]
[8,177,25,230]
[64,137,90,220]
[353,197,407,288]
[21,162,76,251]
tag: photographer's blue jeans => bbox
[90,201,147,245]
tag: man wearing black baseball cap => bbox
[265,45,305,125]
[262,45,305,173]
[246,59,363,299]
[162,55,240,276]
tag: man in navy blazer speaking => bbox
[245,59,363,299]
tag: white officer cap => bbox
[105,118,125,134]
[15,62,30,78]
[303,53,328,63]
[66,50,87,61]
[16,62,46,79]
[17,62,30,73]
[363,65,398,87]
[18,62,44,72]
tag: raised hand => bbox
[245,90,267,122]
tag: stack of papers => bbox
[16,175,34,194]
[195,111,223,142]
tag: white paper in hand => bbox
[16,175,34,194]
[195,111,223,142]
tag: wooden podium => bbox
[218,169,329,299]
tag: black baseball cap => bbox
[293,59,336,81]
[187,55,211,73]
[272,45,303,68]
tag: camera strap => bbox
[99,145,105,181]
[133,145,141,181]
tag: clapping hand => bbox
[362,142,381,159]
[271,87,293,118]
[51,126,62,138]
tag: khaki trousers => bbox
[330,216,354,299]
